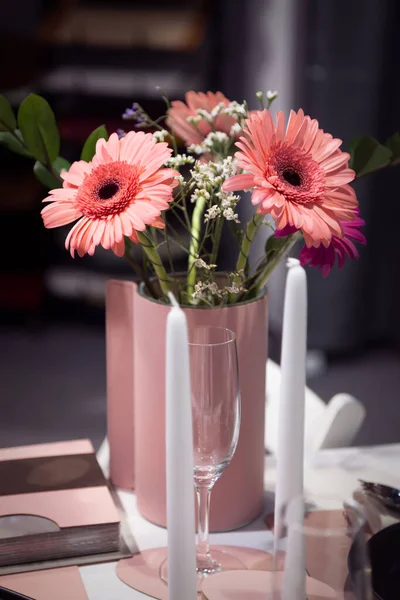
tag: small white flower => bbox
[193,281,206,300]
[194,258,217,270]
[204,205,221,221]
[210,102,226,118]
[175,174,185,184]
[219,192,240,208]
[226,283,243,294]
[223,207,240,223]
[196,108,213,121]
[166,153,195,167]
[187,115,202,125]
[190,188,210,203]
[203,131,230,150]
[222,101,247,118]
[152,129,169,142]
[208,282,219,294]
[266,90,278,101]
[188,143,206,156]
[230,122,242,137]
[189,157,237,203]
[192,280,221,300]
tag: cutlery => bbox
[359,480,400,513]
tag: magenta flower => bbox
[275,214,366,277]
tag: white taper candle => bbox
[166,292,197,600]
[273,258,307,600]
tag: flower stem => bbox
[229,213,263,302]
[236,213,264,273]
[137,231,171,298]
[248,233,301,296]
[210,216,224,266]
[187,195,207,303]
[124,238,157,299]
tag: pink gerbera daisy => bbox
[276,211,366,276]
[41,131,178,257]
[299,214,366,276]
[166,91,237,146]
[222,109,358,248]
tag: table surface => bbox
[79,442,400,599]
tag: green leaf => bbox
[17,94,60,165]
[0,95,17,131]
[265,233,290,255]
[349,135,392,177]
[33,156,71,189]
[81,125,108,162]
[0,130,32,157]
[386,132,400,163]
[33,161,61,189]
[53,155,71,176]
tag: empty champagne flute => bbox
[161,326,242,589]
[189,326,241,579]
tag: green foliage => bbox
[0,95,17,131]
[17,94,60,165]
[265,231,292,256]
[349,135,392,176]
[386,132,400,164]
[33,162,60,189]
[81,125,108,162]
[33,156,71,190]
[0,131,32,157]
[53,156,71,175]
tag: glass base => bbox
[160,548,246,593]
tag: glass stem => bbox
[196,484,212,559]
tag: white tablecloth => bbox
[80,443,400,599]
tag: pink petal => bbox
[139,146,174,181]
[104,133,120,161]
[133,201,160,222]
[320,151,350,173]
[113,214,124,243]
[222,173,255,192]
[325,169,355,186]
[41,202,83,228]
[93,219,106,246]
[120,131,153,163]
[301,119,320,154]
[313,138,343,163]
[65,217,91,257]
[112,238,126,257]
[119,212,133,237]
[145,168,179,186]
[125,206,146,231]
[44,188,77,202]
[275,111,285,142]
[285,109,305,144]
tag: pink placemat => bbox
[0,566,88,599]
[117,545,275,599]
[200,570,336,599]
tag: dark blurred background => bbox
[1,0,399,450]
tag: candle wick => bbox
[168,292,180,307]
[287,257,300,269]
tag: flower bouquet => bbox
[2,89,398,305]
[1,90,398,529]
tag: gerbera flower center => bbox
[75,162,139,219]
[265,143,326,205]
[98,181,120,200]
[282,168,301,187]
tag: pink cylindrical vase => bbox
[106,279,137,490]
[133,286,268,531]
